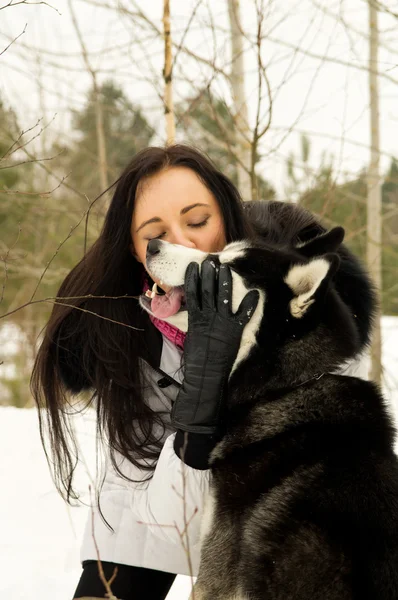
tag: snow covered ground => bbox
[0,405,194,600]
[1,317,397,600]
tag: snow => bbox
[0,406,194,599]
[1,317,398,600]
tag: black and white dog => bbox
[141,224,398,600]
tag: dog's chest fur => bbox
[193,375,398,600]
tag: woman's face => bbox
[131,166,227,292]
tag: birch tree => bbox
[163,0,176,145]
[367,0,382,383]
[227,0,252,201]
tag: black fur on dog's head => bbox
[223,227,363,395]
[242,200,376,351]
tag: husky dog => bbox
[140,227,398,600]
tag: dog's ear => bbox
[296,226,345,258]
[285,254,340,318]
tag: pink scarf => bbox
[142,279,187,350]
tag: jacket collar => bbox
[140,318,183,389]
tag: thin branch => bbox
[0,117,44,162]
[29,217,87,302]
[1,173,70,197]
[2,122,92,201]
[265,31,398,87]
[0,0,60,12]
[250,0,273,199]
[0,23,27,57]
[171,0,202,69]
[0,225,21,304]
[311,0,398,56]
[269,125,397,162]
[179,432,196,596]
[0,114,57,163]
[0,296,144,330]
[89,485,118,600]
[264,15,340,160]
[0,149,65,171]
[85,0,229,76]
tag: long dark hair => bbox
[31,145,256,503]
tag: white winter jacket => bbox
[80,335,209,575]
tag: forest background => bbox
[0,0,397,407]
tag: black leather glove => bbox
[170,258,259,435]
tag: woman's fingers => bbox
[200,258,217,312]
[184,262,201,313]
[185,259,259,323]
[217,264,233,317]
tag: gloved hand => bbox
[170,258,259,435]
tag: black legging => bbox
[73,560,176,599]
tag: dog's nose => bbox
[147,239,162,257]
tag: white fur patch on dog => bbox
[285,258,330,318]
[229,271,264,377]
[219,241,264,376]
[148,242,207,288]
[200,490,216,543]
[219,240,249,264]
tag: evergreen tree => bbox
[56,80,154,200]
[287,136,398,314]
[0,99,46,406]
[46,80,156,273]
[0,98,36,315]
[381,158,398,314]
[0,85,155,405]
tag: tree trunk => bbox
[68,0,108,193]
[367,0,382,383]
[227,0,252,201]
[163,0,176,145]
[94,79,109,192]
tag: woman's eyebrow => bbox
[135,202,210,233]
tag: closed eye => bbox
[146,218,209,241]
[189,219,209,229]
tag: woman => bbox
[31,145,374,600]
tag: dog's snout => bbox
[147,239,162,258]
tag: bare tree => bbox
[68,0,109,193]
[163,0,176,145]
[367,0,382,383]
[227,0,252,201]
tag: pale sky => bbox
[1,0,398,196]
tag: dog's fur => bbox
[142,228,398,600]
